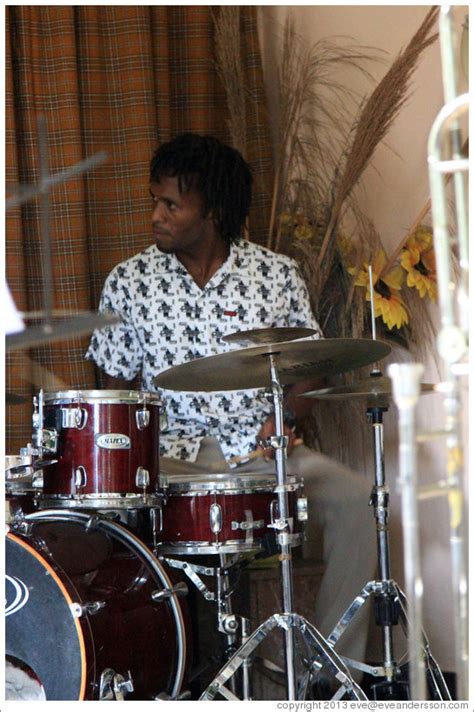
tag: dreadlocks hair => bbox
[150,133,252,244]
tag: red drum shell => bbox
[157,472,304,555]
[40,391,161,507]
[5,514,189,700]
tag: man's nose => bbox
[152,201,166,223]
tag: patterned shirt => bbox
[86,239,322,464]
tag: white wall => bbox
[258,5,468,674]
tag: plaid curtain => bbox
[5,5,274,453]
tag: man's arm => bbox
[283,377,326,423]
[103,373,138,390]
[256,377,325,460]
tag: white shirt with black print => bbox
[86,239,323,465]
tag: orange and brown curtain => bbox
[5,5,273,453]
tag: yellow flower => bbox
[337,232,354,263]
[279,212,293,227]
[294,222,314,240]
[400,226,437,302]
[349,250,409,330]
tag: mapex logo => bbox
[95,433,131,450]
[5,575,30,616]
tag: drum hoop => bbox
[37,493,162,509]
[157,541,263,555]
[24,510,186,699]
[6,530,88,700]
[43,390,162,406]
[160,473,299,494]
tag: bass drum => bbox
[5,511,189,701]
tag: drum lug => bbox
[70,600,106,618]
[136,408,150,430]
[297,496,308,521]
[151,581,189,602]
[151,507,163,548]
[209,503,223,534]
[74,466,87,493]
[99,668,134,701]
[135,466,150,492]
[60,407,88,430]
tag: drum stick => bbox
[228,438,303,466]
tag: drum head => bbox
[6,513,189,700]
[6,533,87,700]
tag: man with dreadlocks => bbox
[86,133,376,688]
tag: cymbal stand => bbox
[200,353,367,701]
[322,373,451,700]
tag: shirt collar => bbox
[151,239,252,284]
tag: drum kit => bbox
[5,328,451,701]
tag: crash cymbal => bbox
[154,338,391,392]
[222,327,317,346]
[301,373,436,405]
[6,311,120,351]
[6,392,27,405]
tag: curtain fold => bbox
[6,6,274,453]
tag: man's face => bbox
[150,175,213,254]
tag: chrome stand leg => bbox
[217,555,238,696]
[323,398,451,701]
[199,613,367,701]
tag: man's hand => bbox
[256,415,298,460]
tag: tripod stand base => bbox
[327,579,452,701]
[199,613,368,701]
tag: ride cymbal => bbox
[154,338,391,392]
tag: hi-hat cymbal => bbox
[5,311,120,351]
[222,327,317,346]
[301,373,436,405]
[154,338,391,392]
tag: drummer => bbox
[86,133,376,678]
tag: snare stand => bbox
[323,371,451,700]
[159,551,253,698]
[199,353,367,701]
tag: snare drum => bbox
[38,391,162,509]
[157,472,305,555]
[6,512,190,700]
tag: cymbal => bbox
[6,311,120,351]
[6,392,27,405]
[222,327,317,346]
[301,373,436,405]
[155,338,391,392]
